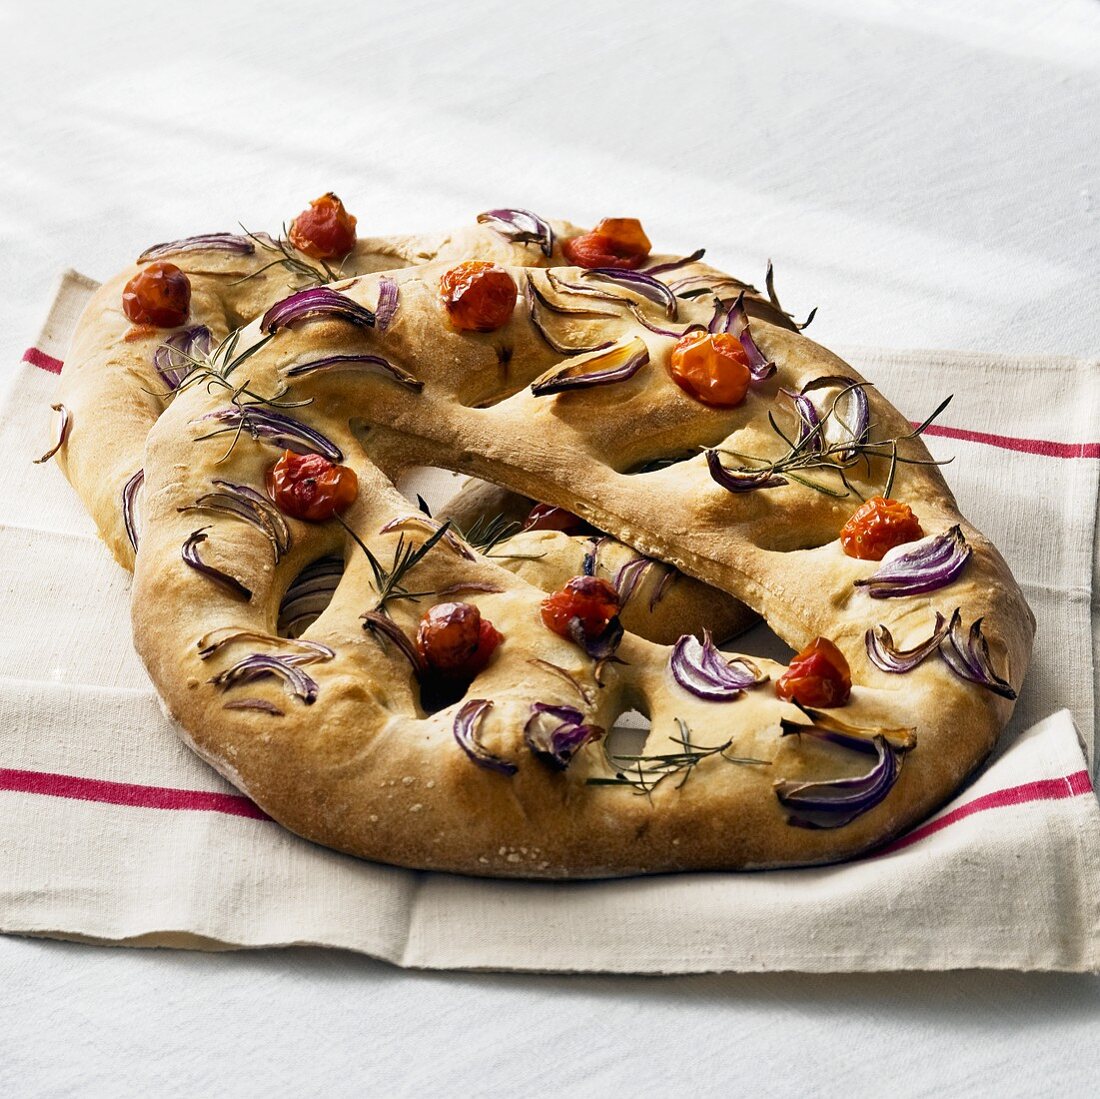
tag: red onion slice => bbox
[626,302,704,340]
[261,287,376,334]
[476,208,555,258]
[285,352,422,391]
[180,480,292,562]
[435,581,505,598]
[277,556,344,638]
[121,469,144,552]
[711,293,775,382]
[524,276,615,357]
[530,338,649,396]
[210,653,320,704]
[198,628,334,661]
[670,631,766,701]
[854,526,971,598]
[580,269,678,319]
[194,407,343,462]
[32,402,71,465]
[939,609,1017,699]
[453,699,518,776]
[375,276,400,333]
[361,610,424,673]
[669,273,753,297]
[567,614,624,662]
[545,269,633,306]
[642,249,706,276]
[181,528,252,601]
[706,450,788,493]
[779,387,822,452]
[214,481,291,549]
[775,734,901,829]
[866,613,949,674]
[649,566,675,610]
[380,515,475,560]
[801,375,870,459]
[153,326,213,390]
[526,275,618,318]
[223,698,285,716]
[138,233,255,263]
[524,702,603,770]
[612,555,653,607]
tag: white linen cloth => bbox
[1,1,1099,1091]
[2,270,1097,973]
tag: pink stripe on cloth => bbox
[879,770,1094,856]
[2,765,1092,854]
[22,347,64,374]
[0,767,270,821]
[917,422,1100,459]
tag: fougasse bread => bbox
[41,202,1034,877]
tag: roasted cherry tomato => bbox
[775,637,852,708]
[522,503,590,535]
[288,192,358,259]
[562,218,652,270]
[839,496,923,561]
[540,576,620,642]
[122,262,191,327]
[668,331,752,408]
[416,602,503,677]
[266,450,358,522]
[439,261,517,332]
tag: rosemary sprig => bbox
[173,328,318,463]
[234,223,345,289]
[337,514,452,616]
[587,718,770,796]
[152,327,296,404]
[715,385,953,500]
[161,327,315,464]
[460,511,520,554]
[456,511,546,562]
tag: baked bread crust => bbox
[100,250,1034,877]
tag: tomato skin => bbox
[669,331,752,408]
[288,192,357,259]
[439,261,517,332]
[266,451,358,522]
[540,576,620,641]
[840,496,923,561]
[562,217,652,270]
[122,262,191,327]
[775,637,852,708]
[522,503,589,535]
[416,602,502,677]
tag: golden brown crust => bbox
[111,253,1035,877]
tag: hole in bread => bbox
[734,618,798,665]
[394,466,467,517]
[623,451,698,475]
[277,556,344,638]
[605,706,652,766]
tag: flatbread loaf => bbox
[49,207,1034,876]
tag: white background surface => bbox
[1,1,1098,1095]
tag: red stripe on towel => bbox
[0,767,269,821]
[917,422,1100,459]
[878,770,1093,855]
[3,765,1091,853]
[22,347,64,374]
